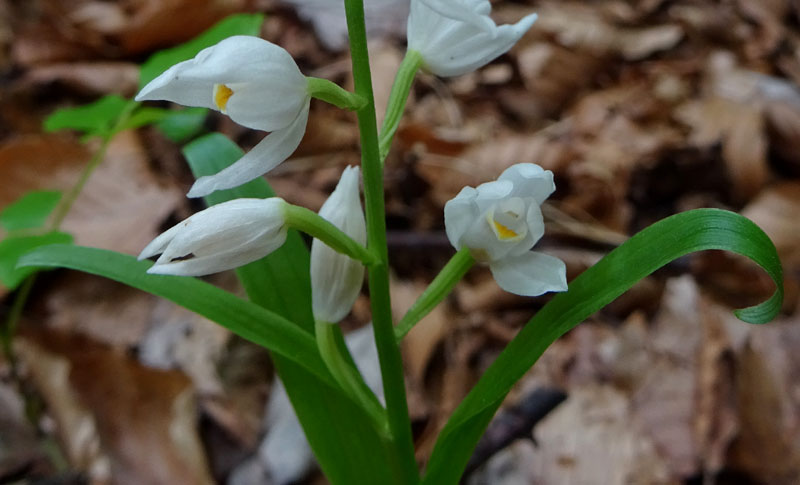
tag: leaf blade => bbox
[17,244,331,385]
[0,190,62,231]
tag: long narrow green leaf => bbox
[183,134,402,485]
[17,245,330,385]
[423,209,783,484]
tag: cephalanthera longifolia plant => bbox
[20,1,783,483]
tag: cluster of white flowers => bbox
[138,0,563,324]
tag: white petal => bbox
[489,251,567,296]
[422,13,537,77]
[136,36,307,131]
[141,198,287,276]
[147,228,287,276]
[473,179,513,213]
[311,166,366,322]
[444,186,478,249]
[498,163,555,205]
[187,99,310,198]
[506,200,544,258]
[419,0,496,34]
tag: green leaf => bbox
[17,245,331,384]
[422,208,784,484]
[156,107,208,142]
[139,13,265,89]
[43,95,131,137]
[0,232,72,289]
[121,106,171,131]
[183,133,403,485]
[1,191,62,231]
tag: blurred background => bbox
[0,0,799,484]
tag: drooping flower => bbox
[136,35,311,198]
[407,0,537,77]
[310,166,367,323]
[444,163,567,296]
[139,198,288,276]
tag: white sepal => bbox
[135,35,311,196]
[489,251,567,296]
[407,0,537,77]
[443,163,566,296]
[311,166,367,323]
[139,198,288,276]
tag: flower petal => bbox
[420,13,537,77]
[147,228,287,276]
[136,36,307,131]
[187,99,310,198]
[444,186,478,249]
[419,0,496,34]
[489,251,567,296]
[498,163,554,204]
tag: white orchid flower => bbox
[311,166,367,323]
[139,198,288,276]
[407,0,537,77]
[444,163,567,296]
[136,35,310,198]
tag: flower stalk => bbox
[395,247,475,340]
[307,77,367,111]
[315,319,389,437]
[379,50,423,161]
[285,204,377,266]
[343,0,419,481]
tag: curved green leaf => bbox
[423,208,783,484]
[17,244,331,386]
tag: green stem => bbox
[343,0,420,482]
[379,50,423,162]
[307,77,367,111]
[2,100,136,365]
[395,248,474,341]
[315,320,389,437]
[50,100,137,228]
[283,204,377,265]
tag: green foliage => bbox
[422,208,784,484]
[18,244,330,382]
[0,191,62,231]
[182,133,403,485]
[43,95,133,138]
[0,232,72,289]
[138,13,265,89]
[156,107,208,142]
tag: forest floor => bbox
[1,1,799,484]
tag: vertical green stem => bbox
[343,0,419,482]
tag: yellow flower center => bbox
[493,220,519,240]
[213,83,234,113]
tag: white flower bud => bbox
[311,166,367,323]
[407,0,537,77]
[139,198,288,276]
[136,36,311,197]
[444,163,567,296]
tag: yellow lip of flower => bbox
[213,83,234,113]
[493,219,519,240]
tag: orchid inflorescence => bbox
[137,0,560,307]
[135,0,559,479]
